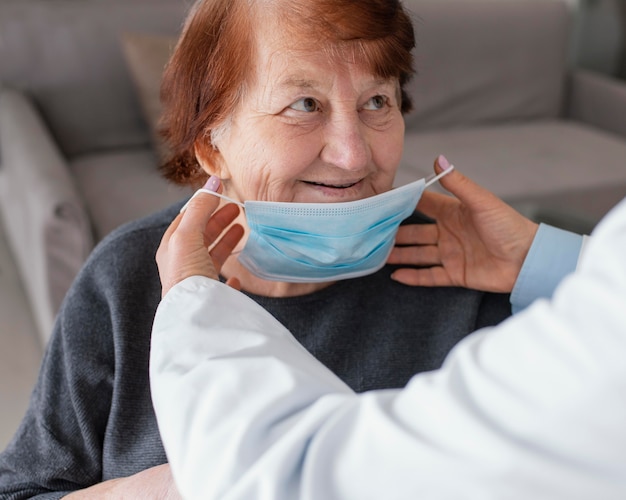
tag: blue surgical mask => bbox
[182,169,452,282]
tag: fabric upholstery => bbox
[0,89,92,342]
[0,0,189,159]
[398,120,626,223]
[71,150,191,241]
[121,33,179,161]
[403,0,571,130]
[567,68,626,138]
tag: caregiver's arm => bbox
[152,185,626,499]
[389,157,584,310]
[151,278,355,500]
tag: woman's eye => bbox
[363,95,386,110]
[289,97,320,113]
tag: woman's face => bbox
[206,27,405,204]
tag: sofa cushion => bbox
[402,0,571,131]
[0,0,189,159]
[121,33,178,161]
[71,150,191,240]
[0,88,93,342]
[397,120,626,225]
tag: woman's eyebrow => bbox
[278,77,320,90]
[271,76,398,101]
[278,77,394,90]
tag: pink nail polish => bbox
[203,175,221,192]
[437,154,451,171]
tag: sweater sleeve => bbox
[0,252,115,498]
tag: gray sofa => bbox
[1,0,626,345]
[0,0,193,343]
[398,0,626,229]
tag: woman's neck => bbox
[221,255,334,297]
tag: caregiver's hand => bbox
[388,156,538,293]
[63,464,181,499]
[156,176,244,297]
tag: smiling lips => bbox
[305,180,360,189]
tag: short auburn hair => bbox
[160,0,416,186]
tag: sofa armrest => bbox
[0,87,93,345]
[566,69,626,139]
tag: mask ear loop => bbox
[425,164,454,188]
[180,188,246,213]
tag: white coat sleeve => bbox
[151,198,626,500]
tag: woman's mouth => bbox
[304,180,360,189]
[298,178,368,202]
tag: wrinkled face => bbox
[205,22,405,204]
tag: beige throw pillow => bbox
[121,33,178,161]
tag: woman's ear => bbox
[194,139,230,179]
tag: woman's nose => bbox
[320,114,370,171]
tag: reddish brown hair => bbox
[160,0,415,186]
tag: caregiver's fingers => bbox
[157,178,235,297]
[387,244,440,267]
[428,155,501,212]
[157,211,184,268]
[415,189,458,221]
[209,223,245,268]
[394,223,439,246]
[177,186,223,237]
[224,276,242,291]
[161,212,183,246]
[390,266,454,287]
[203,203,241,248]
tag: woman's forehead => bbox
[254,25,381,80]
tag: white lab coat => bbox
[151,199,626,500]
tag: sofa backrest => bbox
[401,0,573,131]
[0,0,190,159]
[0,0,573,155]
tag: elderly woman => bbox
[0,0,581,497]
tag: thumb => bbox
[177,175,223,235]
[431,154,500,210]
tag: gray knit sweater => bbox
[0,201,511,499]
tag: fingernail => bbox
[437,154,452,171]
[203,175,221,192]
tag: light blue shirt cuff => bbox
[510,224,583,314]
